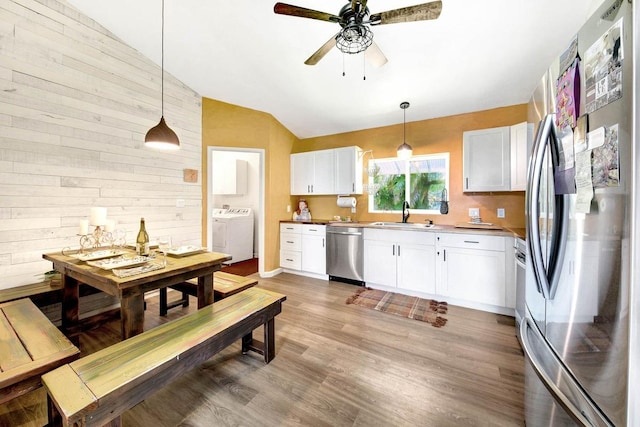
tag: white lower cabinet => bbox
[280,223,326,277]
[436,232,507,308]
[280,223,302,270]
[364,229,436,294]
[301,225,326,275]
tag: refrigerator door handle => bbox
[526,113,568,300]
[519,318,613,427]
[527,114,553,299]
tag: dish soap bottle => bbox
[136,217,149,256]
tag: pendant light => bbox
[145,0,180,150]
[396,101,412,159]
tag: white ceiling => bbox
[65,0,603,139]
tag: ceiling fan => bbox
[273,0,442,66]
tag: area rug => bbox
[346,288,448,328]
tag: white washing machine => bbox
[211,207,254,263]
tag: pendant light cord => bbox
[161,0,165,116]
[403,107,406,143]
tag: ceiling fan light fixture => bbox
[335,23,373,54]
[397,101,413,159]
[145,0,180,150]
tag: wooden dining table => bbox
[42,249,231,341]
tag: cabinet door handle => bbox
[398,245,401,256]
[352,183,355,192]
[286,240,294,244]
[465,178,469,189]
[392,244,395,256]
[443,249,446,262]
[464,240,480,244]
[322,238,325,248]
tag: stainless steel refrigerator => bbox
[520,0,639,425]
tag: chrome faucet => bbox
[402,201,410,223]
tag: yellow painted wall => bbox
[201,98,297,272]
[202,100,527,273]
[295,105,528,229]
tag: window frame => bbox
[367,152,450,215]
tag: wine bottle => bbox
[136,217,149,256]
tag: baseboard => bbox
[260,268,283,278]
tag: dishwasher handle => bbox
[327,230,362,236]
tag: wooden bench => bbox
[0,280,62,305]
[159,271,258,316]
[42,287,286,427]
[0,298,79,405]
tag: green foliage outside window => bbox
[369,153,449,214]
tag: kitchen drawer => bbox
[364,228,436,245]
[436,233,505,251]
[302,224,325,236]
[280,223,302,234]
[280,232,301,251]
[280,250,301,270]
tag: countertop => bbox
[281,219,526,240]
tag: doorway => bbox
[206,147,265,276]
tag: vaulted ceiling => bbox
[66,0,603,138]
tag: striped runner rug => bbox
[346,288,448,328]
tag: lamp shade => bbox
[396,142,413,159]
[144,116,180,150]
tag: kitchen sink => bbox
[370,222,435,229]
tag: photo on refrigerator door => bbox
[585,18,624,113]
[592,124,620,188]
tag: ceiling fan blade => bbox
[304,33,339,65]
[369,0,442,25]
[365,41,387,67]
[274,3,341,23]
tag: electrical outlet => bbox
[469,208,480,218]
[176,199,185,208]
[497,208,505,218]
[286,205,291,213]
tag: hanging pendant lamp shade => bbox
[145,116,180,149]
[145,0,180,150]
[396,101,412,159]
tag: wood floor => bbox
[0,273,525,426]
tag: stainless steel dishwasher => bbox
[326,226,364,284]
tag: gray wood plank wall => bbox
[0,0,203,288]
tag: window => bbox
[368,153,449,214]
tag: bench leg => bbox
[241,318,276,364]
[47,394,62,427]
[181,291,189,308]
[159,287,168,316]
[159,288,189,316]
[263,317,276,363]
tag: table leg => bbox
[121,293,144,339]
[197,274,213,308]
[61,274,79,341]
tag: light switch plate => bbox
[497,208,505,218]
[469,208,480,217]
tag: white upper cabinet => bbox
[290,150,335,195]
[212,159,248,195]
[291,146,363,195]
[335,146,363,195]
[463,126,511,192]
[510,122,534,191]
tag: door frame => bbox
[206,146,265,275]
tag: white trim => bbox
[207,147,266,275]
